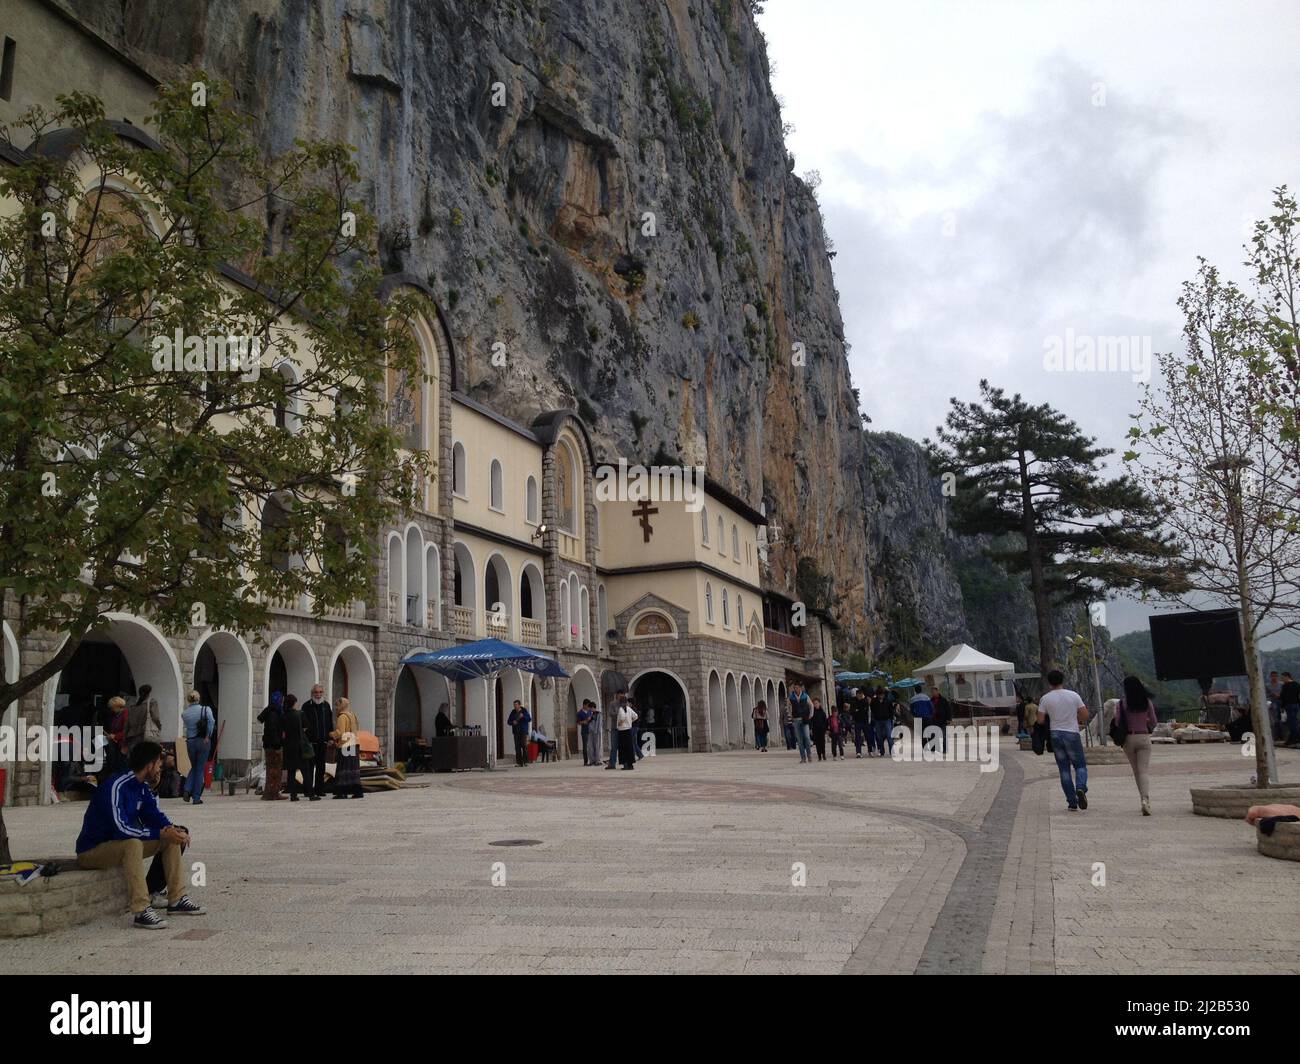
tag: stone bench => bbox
[1190,784,1300,819]
[0,858,127,937]
[1257,820,1300,862]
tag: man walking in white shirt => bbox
[1037,669,1090,811]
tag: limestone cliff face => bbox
[60,0,1058,662]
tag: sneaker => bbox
[133,907,168,929]
[1066,805,1078,812]
[167,896,205,915]
[181,793,191,803]
[1141,798,1151,816]
[1076,789,1088,810]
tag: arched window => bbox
[732,524,740,561]
[452,442,466,497]
[717,516,724,554]
[722,588,730,628]
[705,582,714,624]
[701,506,710,544]
[526,475,539,523]
[273,362,301,433]
[737,594,744,632]
[489,459,504,511]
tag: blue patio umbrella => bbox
[400,638,569,682]
[889,677,924,690]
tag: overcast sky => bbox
[759,0,1300,648]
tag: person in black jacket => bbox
[256,692,285,801]
[281,694,314,801]
[809,698,829,762]
[852,690,872,758]
[301,684,334,797]
[871,690,895,757]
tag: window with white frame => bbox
[526,475,539,523]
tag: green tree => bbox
[927,380,1186,682]
[1127,248,1300,787]
[0,80,429,861]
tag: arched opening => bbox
[272,361,302,433]
[52,615,184,781]
[483,552,513,637]
[740,676,752,746]
[452,442,467,496]
[404,525,424,626]
[328,641,376,734]
[579,585,590,649]
[597,584,608,649]
[193,632,253,762]
[490,459,504,511]
[632,670,689,751]
[452,541,477,636]
[568,573,581,644]
[392,660,450,755]
[725,673,740,749]
[266,636,318,714]
[386,533,402,625]
[519,563,545,646]
[568,666,600,758]
[708,670,725,751]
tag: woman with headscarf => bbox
[256,691,286,801]
[281,693,315,801]
[329,696,365,799]
[1116,675,1159,816]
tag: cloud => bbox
[824,55,1193,452]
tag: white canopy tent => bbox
[913,644,1018,708]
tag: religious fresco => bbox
[387,362,422,451]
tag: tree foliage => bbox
[927,380,1186,675]
[0,78,430,714]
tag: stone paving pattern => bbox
[2,740,1298,974]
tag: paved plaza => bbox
[3,739,1298,974]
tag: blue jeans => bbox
[783,723,796,750]
[1051,731,1088,806]
[854,722,868,754]
[185,737,209,801]
[873,719,893,753]
[794,720,812,760]
[1286,705,1299,743]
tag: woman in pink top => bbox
[1118,676,1159,816]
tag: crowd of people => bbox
[255,684,365,801]
[766,681,950,762]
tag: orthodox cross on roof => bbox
[632,499,658,543]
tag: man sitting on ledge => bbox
[75,740,206,929]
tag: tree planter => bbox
[1257,820,1300,861]
[1189,784,1300,819]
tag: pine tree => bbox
[926,380,1186,682]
